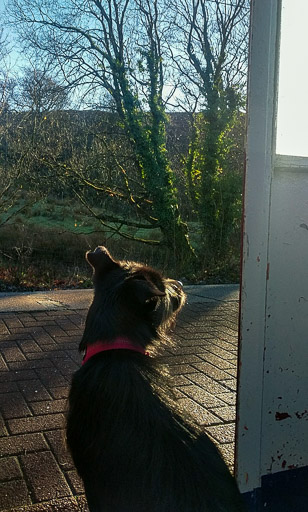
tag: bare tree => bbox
[0,24,26,228]
[0,41,69,228]
[15,66,70,113]
[170,0,248,107]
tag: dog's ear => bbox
[129,278,166,305]
[86,246,117,274]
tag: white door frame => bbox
[236,0,308,508]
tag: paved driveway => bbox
[0,285,239,511]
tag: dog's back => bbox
[67,247,245,511]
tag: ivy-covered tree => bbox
[170,0,249,260]
[9,0,195,271]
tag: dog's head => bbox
[81,246,186,350]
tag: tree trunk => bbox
[118,85,195,273]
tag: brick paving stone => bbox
[180,384,227,408]
[54,339,80,351]
[205,423,236,444]
[197,351,236,370]
[0,391,32,419]
[0,369,38,382]
[0,455,22,480]
[4,496,89,511]
[20,451,72,502]
[21,320,46,328]
[52,357,79,375]
[2,332,33,343]
[23,353,54,363]
[0,433,48,457]
[62,332,81,340]
[0,479,31,509]
[217,327,238,338]
[56,319,80,331]
[65,470,85,495]
[49,386,70,400]
[181,325,217,334]
[65,350,83,365]
[30,399,67,416]
[177,397,221,426]
[203,344,238,361]
[35,367,68,388]
[4,317,24,329]
[218,333,239,345]
[219,378,237,392]
[0,320,9,335]
[31,320,58,327]
[172,387,186,400]
[31,331,56,345]
[0,382,18,393]
[45,430,73,470]
[9,359,53,370]
[176,331,216,342]
[32,312,49,319]
[170,374,192,386]
[219,443,236,473]
[18,313,35,323]
[210,406,237,422]
[2,346,26,362]
[161,354,202,366]
[17,339,42,353]
[224,367,238,378]
[18,380,52,402]
[167,363,196,375]
[0,358,8,375]
[192,361,232,381]
[186,372,231,394]
[209,338,238,352]
[168,344,206,355]
[216,392,237,406]
[8,413,65,435]
[0,413,8,437]
[44,325,70,339]
[40,348,65,358]
[8,327,39,336]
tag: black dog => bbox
[67,247,245,511]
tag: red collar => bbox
[82,338,148,365]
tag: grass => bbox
[0,197,240,291]
[0,197,166,291]
[16,199,162,241]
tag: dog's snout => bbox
[165,279,186,315]
[167,279,180,288]
[169,279,184,295]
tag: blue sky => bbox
[0,0,22,70]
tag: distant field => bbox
[0,198,166,291]
[2,198,161,240]
[0,198,239,291]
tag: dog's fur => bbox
[66,247,245,511]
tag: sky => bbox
[1,0,308,157]
[0,0,21,69]
[276,0,308,157]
